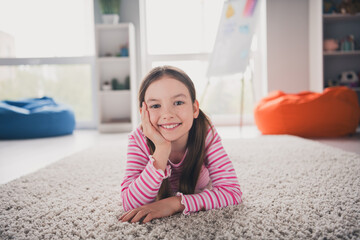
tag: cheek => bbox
[177,107,194,123]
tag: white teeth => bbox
[162,124,179,129]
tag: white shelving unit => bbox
[309,0,360,104]
[95,23,137,133]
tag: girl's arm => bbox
[122,102,172,212]
[121,132,171,212]
[176,128,242,215]
[119,196,185,223]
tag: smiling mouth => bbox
[159,123,181,130]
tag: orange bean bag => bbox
[254,86,360,138]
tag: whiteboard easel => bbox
[204,0,259,127]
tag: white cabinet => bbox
[95,23,137,133]
[309,0,360,103]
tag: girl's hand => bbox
[141,102,171,171]
[141,102,170,148]
[119,196,184,224]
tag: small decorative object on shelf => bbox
[120,46,129,57]
[323,0,360,14]
[124,75,130,90]
[111,78,122,90]
[338,71,359,88]
[116,43,129,57]
[110,77,130,90]
[337,0,359,14]
[102,81,111,91]
[111,78,118,90]
[324,38,339,51]
[340,35,355,51]
[323,0,337,13]
[326,78,340,87]
[98,0,121,24]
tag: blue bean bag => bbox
[0,97,75,139]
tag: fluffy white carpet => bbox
[0,135,359,239]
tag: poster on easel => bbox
[207,0,259,77]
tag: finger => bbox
[141,102,146,122]
[142,104,153,134]
[119,212,128,221]
[143,102,151,123]
[119,210,132,221]
[140,105,148,134]
[142,212,155,224]
[144,105,151,123]
[143,103,156,130]
[130,210,149,223]
[141,103,152,129]
[121,209,138,222]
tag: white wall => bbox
[265,0,309,93]
[252,0,268,102]
[309,0,323,92]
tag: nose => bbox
[161,104,174,120]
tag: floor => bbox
[0,125,359,185]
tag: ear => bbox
[193,100,200,119]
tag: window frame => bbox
[0,56,98,129]
[139,0,252,126]
[0,0,97,129]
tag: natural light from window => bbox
[144,0,255,124]
[0,0,94,58]
[145,0,224,54]
[0,0,95,125]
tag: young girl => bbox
[119,66,242,223]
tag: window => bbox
[145,0,223,55]
[143,0,255,125]
[0,0,95,127]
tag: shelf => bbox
[323,50,360,56]
[95,22,136,133]
[97,57,129,62]
[99,90,130,95]
[98,122,132,133]
[323,13,360,22]
[96,23,131,30]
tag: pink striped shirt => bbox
[120,126,242,215]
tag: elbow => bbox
[233,186,243,205]
[218,185,243,205]
[235,190,243,205]
[227,185,242,205]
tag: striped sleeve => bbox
[176,126,242,215]
[121,130,171,212]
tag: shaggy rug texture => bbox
[0,135,359,240]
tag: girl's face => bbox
[143,76,199,144]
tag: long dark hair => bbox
[138,66,212,200]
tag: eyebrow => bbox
[146,94,187,103]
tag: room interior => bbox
[0,0,359,239]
